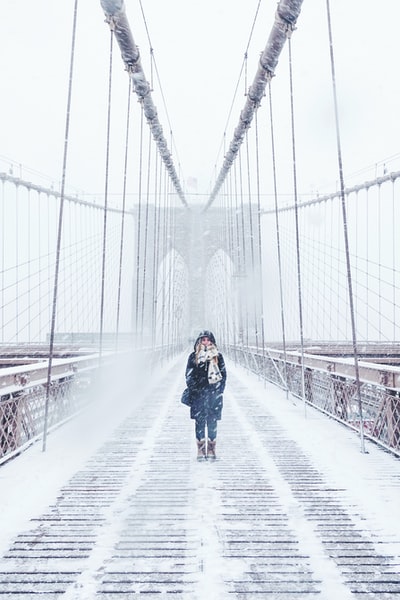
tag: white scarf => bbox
[197,344,223,384]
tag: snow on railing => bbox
[226,344,400,457]
[0,355,100,464]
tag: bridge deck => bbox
[0,359,399,599]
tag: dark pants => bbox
[195,415,218,441]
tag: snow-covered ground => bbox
[233,365,400,551]
[0,356,399,598]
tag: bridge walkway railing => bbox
[226,344,400,458]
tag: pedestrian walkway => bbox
[0,357,399,598]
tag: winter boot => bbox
[196,439,207,461]
[207,438,217,460]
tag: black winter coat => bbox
[185,351,227,421]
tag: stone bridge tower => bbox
[133,202,261,344]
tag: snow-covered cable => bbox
[99,0,188,208]
[205,0,304,211]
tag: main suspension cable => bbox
[205,0,305,211]
[100,0,187,207]
[211,0,263,175]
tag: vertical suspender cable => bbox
[392,182,396,341]
[255,109,287,388]
[245,130,259,354]
[115,77,132,351]
[287,36,306,414]
[38,193,43,337]
[268,83,289,394]
[42,0,78,452]
[224,176,231,345]
[15,187,19,341]
[139,128,152,340]
[27,190,31,341]
[1,181,4,343]
[325,0,365,452]
[365,188,369,339]
[238,149,249,348]
[233,161,243,351]
[160,171,168,350]
[166,182,173,345]
[154,157,164,348]
[151,152,161,349]
[99,28,114,360]
[164,175,170,349]
[226,170,236,346]
[134,107,144,336]
[377,185,382,339]
[254,111,266,361]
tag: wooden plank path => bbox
[0,359,399,598]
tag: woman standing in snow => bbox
[185,330,227,461]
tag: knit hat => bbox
[194,330,216,349]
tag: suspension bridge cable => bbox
[392,182,397,341]
[205,0,305,211]
[134,107,145,336]
[153,155,164,348]
[137,0,185,185]
[27,189,31,340]
[232,162,243,349]
[15,186,20,342]
[1,212,126,343]
[267,83,289,392]
[43,0,79,453]
[1,181,4,343]
[99,27,114,360]
[226,170,235,346]
[115,77,132,351]
[150,152,161,349]
[166,191,174,347]
[242,109,287,388]
[211,0,263,176]
[160,172,170,349]
[254,111,266,360]
[238,148,249,347]
[261,170,400,214]
[245,130,259,352]
[325,0,365,452]
[287,36,306,414]
[365,188,370,340]
[139,129,153,340]
[99,0,187,207]
[221,178,230,345]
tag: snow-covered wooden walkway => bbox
[0,358,399,599]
